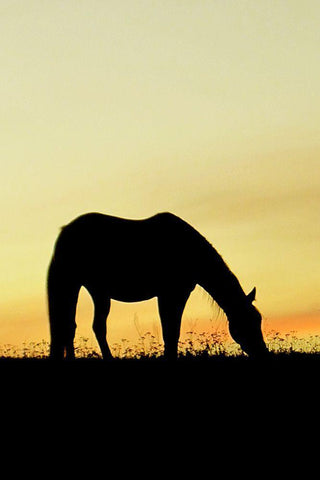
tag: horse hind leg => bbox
[48,260,80,360]
[49,287,79,360]
[92,295,112,360]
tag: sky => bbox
[1,0,319,349]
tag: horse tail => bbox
[47,242,80,360]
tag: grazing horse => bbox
[47,212,268,359]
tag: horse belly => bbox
[82,238,191,301]
[110,266,158,301]
[83,257,160,302]
[106,264,193,302]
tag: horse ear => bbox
[247,287,256,303]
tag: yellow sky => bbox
[1,1,319,347]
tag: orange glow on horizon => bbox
[0,290,318,352]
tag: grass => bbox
[0,330,319,360]
[1,330,318,412]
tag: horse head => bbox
[228,288,269,358]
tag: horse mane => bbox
[168,213,232,317]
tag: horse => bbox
[47,212,268,360]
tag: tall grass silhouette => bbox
[0,330,319,359]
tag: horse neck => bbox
[197,246,247,316]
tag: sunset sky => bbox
[1,1,319,349]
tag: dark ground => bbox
[1,352,318,401]
[1,353,318,474]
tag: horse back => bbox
[52,212,205,278]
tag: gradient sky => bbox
[1,0,319,347]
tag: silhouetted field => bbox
[0,332,318,393]
[0,350,318,411]
[1,329,319,359]
[1,335,318,444]
[2,339,316,473]
[0,348,319,386]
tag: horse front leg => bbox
[92,297,113,360]
[65,322,77,360]
[158,291,190,360]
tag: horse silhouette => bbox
[47,212,268,360]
